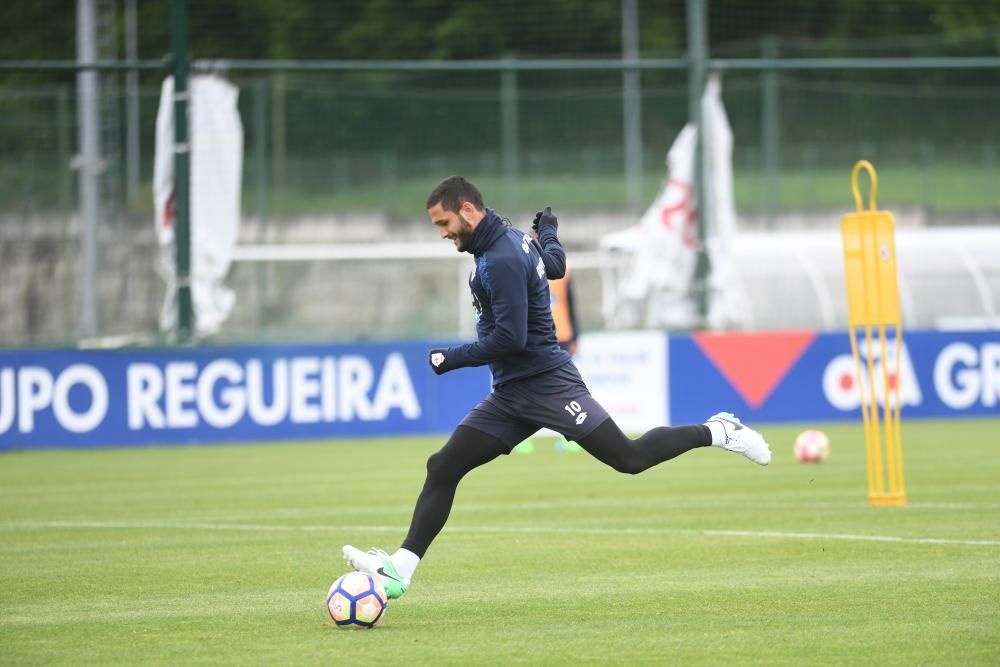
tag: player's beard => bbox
[454,219,475,252]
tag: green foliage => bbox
[0,419,998,664]
[2,0,999,62]
[0,2,75,60]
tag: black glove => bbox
[532,206,558,234]
[428,348,453,375]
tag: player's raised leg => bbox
[577,417,711,473]
[704,412,772,465]
[573,406,771,471]
[522,363,771,472]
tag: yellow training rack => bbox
[840,160,907,506]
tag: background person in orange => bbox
[548,263,579,357]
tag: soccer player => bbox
[342,175,771,599]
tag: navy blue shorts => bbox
[459,362,610,452]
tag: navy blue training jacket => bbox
[444,209,572,386]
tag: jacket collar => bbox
[465,208,507,256]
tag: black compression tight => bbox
[399,419,710,558]
[577,418,711,475]
[400,426,507,558]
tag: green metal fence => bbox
[2,2,1000,346]
[3,60,999,219]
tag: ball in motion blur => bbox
[327,572,387,629]
[794,429,830,463]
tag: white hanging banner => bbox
[154,75,243,336]
[599,72,738,330]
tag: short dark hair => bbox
[425,175,485,213]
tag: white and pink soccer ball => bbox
[794,429,830,463]
[327,572,388,629]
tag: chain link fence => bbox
[2,9,999,346]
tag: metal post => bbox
[171,0,193,340]
[622,0,643,213]
[920,141,936,215]
[125,0,140,208]
[253,79,269,334]
[686,0,709,324]
[76,0,100,339]
[271,73,287,197]
[381,150,398,208]
[762,36,780,225]
[57,85,71,210]
[500,56,519,211]
[985,143,996,210]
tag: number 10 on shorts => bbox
[564,401,588,425]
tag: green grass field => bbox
[2,419,998,665]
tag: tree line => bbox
[2,0,998,64]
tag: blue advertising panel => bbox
[3,329,995,449]
[668,329,1000,424]
[0,342,491,450]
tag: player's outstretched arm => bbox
[532,206,566,279]
[428,255,529,375]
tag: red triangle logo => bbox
[692,331,816,408]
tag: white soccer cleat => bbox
[706,412,772,465]
[342,545,408,599]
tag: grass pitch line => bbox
[3,520,998,547]
[439,525,1000,546]
[142,498,999,519]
